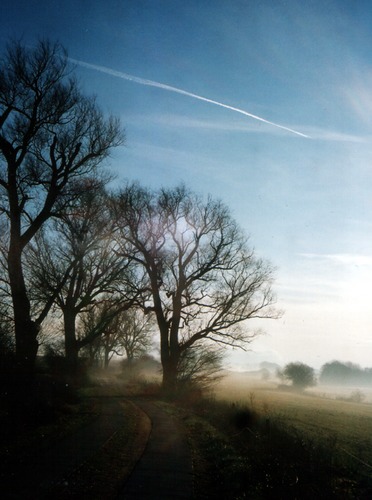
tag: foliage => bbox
[320,360,372,386]
[335,389,366,403]
[281,362,316,390]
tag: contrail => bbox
[71,58,309,138]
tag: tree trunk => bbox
[161,352,180,396]
[7,241,40,425]
[63,306,79,380]
[162,358,178,395]
[104,346,110,369]
[8,242,39,376]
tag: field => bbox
[214,372,372,476]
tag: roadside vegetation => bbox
[204,375,372,497]
[2,362,372,499]
[172,374,372,499]
[0,370,151,499]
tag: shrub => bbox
[280,362,316,390]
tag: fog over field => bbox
[217,370,372,404]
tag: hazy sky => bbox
[2,0,372,369]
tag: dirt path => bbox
[3,398,140,499]
[3,397,193,499]
[118,400,193,499]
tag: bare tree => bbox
[0,40,124,375]
[80,307,154,369]
[113,184,279,393]
[177,343,224,391]
[27,186,136,377]
[78,305,121,369]
[115,308,154,363]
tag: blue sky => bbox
[2,0,372,369]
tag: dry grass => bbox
[215,373,372,471]
[48,399,151,499]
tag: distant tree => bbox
[114,309,154,364]
[281,362,316,390]
[320,361,353,385]
[0,40,124,376]
[320,360,372,386]
[113,184,279,394]
[80,307,154,369]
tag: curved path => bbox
[118,400,193,499]
[3,398,128,499]
[3,397,193,499]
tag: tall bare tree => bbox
[27,187,138,376]
[113,184,279,393]
[0,40,123,374]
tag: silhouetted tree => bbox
[320,360,372,386]
[113,184,279,393]
[0,40,123,376]
[80,306,154,369]
[114,308,154,364]
[27,187,137,378]
[281,362,316,390]
[177,343,224,391]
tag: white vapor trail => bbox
[71,59,309,138]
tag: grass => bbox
[0,394,100,466]
[145,375,370,499]
[1,378,151,499]
[48,399,151,499]
[185,374,372,498]
[215,374,372,474]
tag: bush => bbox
[177,344,224,391]
[230,405,258,430]
[280,362,316,390]
[336,389,366,403]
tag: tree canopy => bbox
[113,183,279,392]
[0,39,124,374]
[320,361,372,386]
[281,362,316,390]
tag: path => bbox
[3,398,128,499]
[2,397,193,499]
[118,400,193,499]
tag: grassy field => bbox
[214,373,372,476]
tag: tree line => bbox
[320,361,372,386]
[277,360,372,391]
[0,40,279,395]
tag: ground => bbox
[2,374,372,499]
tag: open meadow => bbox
[214,372,372,477]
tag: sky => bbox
[2,0,372,370]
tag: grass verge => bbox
[48,400,151,499]
[159,393,372,499]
